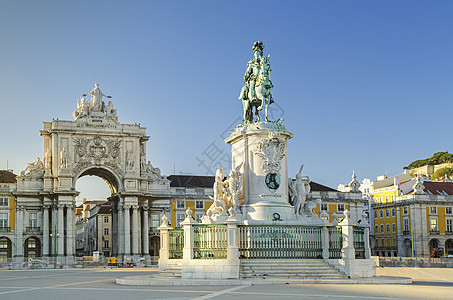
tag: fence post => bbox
[320,211,330,260]
[157,215,171,271]
[226,217,239,260]
[364,225,371,259]
[338,209,356,277]
[339,210,355,260]
[181,209,197,260]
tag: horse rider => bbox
[239,41,264,102]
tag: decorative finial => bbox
[185,207,193,218]
[161,214,168,225]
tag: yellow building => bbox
[0,170,17,261]
[167,175,214,228]
[372,175,453,257]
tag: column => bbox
[142,208,149,257]
[15,206,24,259]
[123,205,131,256]
[57,204,64,256]
[117,205,124,256]
[364,226,371,259]
[66,204,75,257]
[131,205,139,255]
[112,204,118,256]
[42,205,50,257]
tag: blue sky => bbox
[1,1,453,201]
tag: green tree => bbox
[431,167,453,181]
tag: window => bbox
[386,209,389,218]
[392,238,396,247]
[104,216,109,223]
[0,198,8,206]
[392,223,396,233]
[446,219,453,233]
[380,210,383,218]
[176,214,185,228]
[176,201,185,209]
[104,240,109,249]
[195,201,204,209]
[381,238,385,247]
[196,189,205,196]
[430,207,437,214]
[29,213,37,228]
[391,195,395,203]
[195,214,203,223]
[375,238,379,247]
[104,228,109,236]
[321,204,328,211]
[151,214,160,229]
[0,213,7,228]
[392,208,395,217]
[374,211,377,218]
[447,219,453,233]
[403,207,408,215]
[379,197,382,203]
[446,207,453,215]
[403,218,409,232]
[386,224,390,233]
[337,204,344,212]
[375,225,378,234]
[430,218,438,232]
[380,224,384,234]
[385,196,389,203]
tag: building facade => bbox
[0,170,16,261]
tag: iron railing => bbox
[328,226,342,259]
[169,229,184,259]
[193,225,227,259]
[26,227,41,233]
[238,225,322,259]
[353,226,365,259]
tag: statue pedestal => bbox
[225,121,295,224]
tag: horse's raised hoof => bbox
[265,118,269,122]
[257,105,263,110]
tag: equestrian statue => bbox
[239,41,274,123]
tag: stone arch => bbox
[0,236,12,262]
[445,239,453,256]
[74,165,122,194]
[24,236,41,258]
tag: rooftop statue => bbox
[73,83,118,123]
[239,41,274,123]
[83,83,112,113]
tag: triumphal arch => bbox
[14,84,170,262]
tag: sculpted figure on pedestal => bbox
[204,168,228,220]
[45,150,52,169]
[288,164,310,215]
[20,157,44,176]
[239,41,274,123]
[59,148,69,169]
[226,163,243,215]
[82,83,111,113]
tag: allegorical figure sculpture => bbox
[83,83,112,113]
[59,148,69,169]
[20,157,44,176]
[239,41,274,123]
[203,168,228,222]
[226,163,243,215]
[289,164,311,216]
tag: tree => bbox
[431,167,453,181]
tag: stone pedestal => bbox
[225,121,295,224]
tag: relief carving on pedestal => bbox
[255,132,286,174]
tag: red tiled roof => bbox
[0,170,17,183]
[423,182,453,195]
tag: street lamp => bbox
[50,224,59,267]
